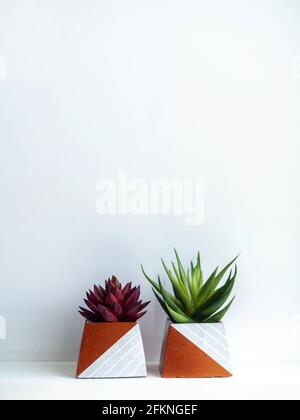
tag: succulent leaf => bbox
[79,277,149,323]
[158,277,188,317]
[210,255,239,296]
[141,265,161,293]
[79,307,100,322]
[142,250,238,324]
[171,262,182,286]
[123,300,150,318]
[97,304,119,322]
[87,290,103,306]
[203,297,235,323]
[110,302,123,317]
[161,259,191,311]
[134,311,148,321]
[174,248,190,293]
[112,287,125,305]
[191,265,199,303]
[165,303,195,323]
[122,282,132,297]
[196,267,219,308]
[124,286,141,309]
[161,258,185,300]
[152,288,171,317]
[142,265,183,308]
[94,285,104,300]
[106,292,118,306]
[196,274,236,321]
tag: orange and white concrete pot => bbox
[160,320,232,378]
[76,321,147,378]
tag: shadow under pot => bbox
[160,320,232,378]
[76,321,147,379]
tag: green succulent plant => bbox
[141,249,238,323]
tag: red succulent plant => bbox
[79,276,150,322]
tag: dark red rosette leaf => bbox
[79,277,150,323]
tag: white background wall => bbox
[0,0,300,364]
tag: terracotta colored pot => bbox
[76,321,147,378]
[160,320,232,378]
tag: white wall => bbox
[0,0,300,363]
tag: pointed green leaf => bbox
[197,252,201,270]
[203,297,235,323]
[161,258,186,296]
[196,252,203,289]
[158,277,187,317]
[161,258,191,311]
[142,264,183,309]
[141,264,160,293]
[191,261,194,274]
[161,258,182,300]
[141,265,182,309]
[165,302,195,323]
[161,258,178,285]
[196,255,239,308]
[174,248,190,293]
[171,262,182,284]
[199,269,203,290]
[210,255,239,295]
[152,288,171,317]
[191,265,200,303]
[196,272,236,321]
[196,266,218,308]
[186,268,193,296]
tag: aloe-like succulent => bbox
[141,250,238,323]
[79,276,150,322]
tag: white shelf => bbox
[0,361,300,400]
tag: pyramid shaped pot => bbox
[142,249,238,379]
[77,321,147,378]
[160,319,232,378]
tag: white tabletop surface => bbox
[0,361,299,400]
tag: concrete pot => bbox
[76,322,147,378]
[160,320,232,378]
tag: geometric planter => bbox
[160,320,232,378]
[76,322,147,378]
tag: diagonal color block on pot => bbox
[77,322,134,376]
[78,324,147,378]
[161,324,231,378]
[171,323,232,375]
